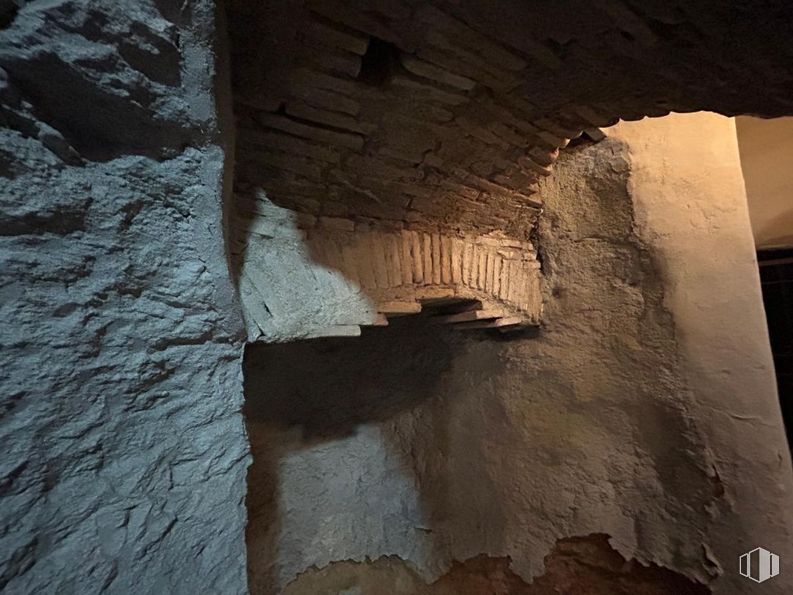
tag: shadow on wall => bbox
[243,316,464,593]
[244,315,458,439]
[758,249,793,450]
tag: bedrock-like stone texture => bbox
[244,114,793,594]
[0,2,248,593]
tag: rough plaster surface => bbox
[2,2,792,594]
[612,113,793,594]
[0,2,248,593]
[282,535,710,595]
[245,114,793,593]
[233,197,379,342]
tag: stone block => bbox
[391,75,470,106]
[436,309,505,323]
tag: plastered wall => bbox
[736,116,793,249]
[244,113,793,594]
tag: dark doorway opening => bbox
[758,247,793,451]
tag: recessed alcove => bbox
[219,2,793,594]
[244,315,459,440]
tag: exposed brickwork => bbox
[307,227,541,318]
[227,1,571,236]
[227,0,793,338]
[234,202,542,337]
[227,0,793,234]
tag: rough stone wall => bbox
[611,114,793,594]
[281,536,711,595]
[244,114,793,594]
[2,2,793,594]
[0,2,248,593]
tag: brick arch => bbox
[228,2,580,238]
[226,0,793,337]
[228,0,793,228]
[234,199,542,337]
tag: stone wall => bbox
[0,2,248,593]
[228,0,793,346]
[244,113,793,594]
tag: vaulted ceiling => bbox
[227,0,793,236]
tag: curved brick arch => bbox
[236,206,543,337]
[227,0,793,339]
[307,228,542,325]
[227,0,793,232]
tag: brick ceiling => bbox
[227,0,793,237]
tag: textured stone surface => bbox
[611,114,793,594]
[0,2,248,593]
[228,0,793,358]
[244,115,793,594]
